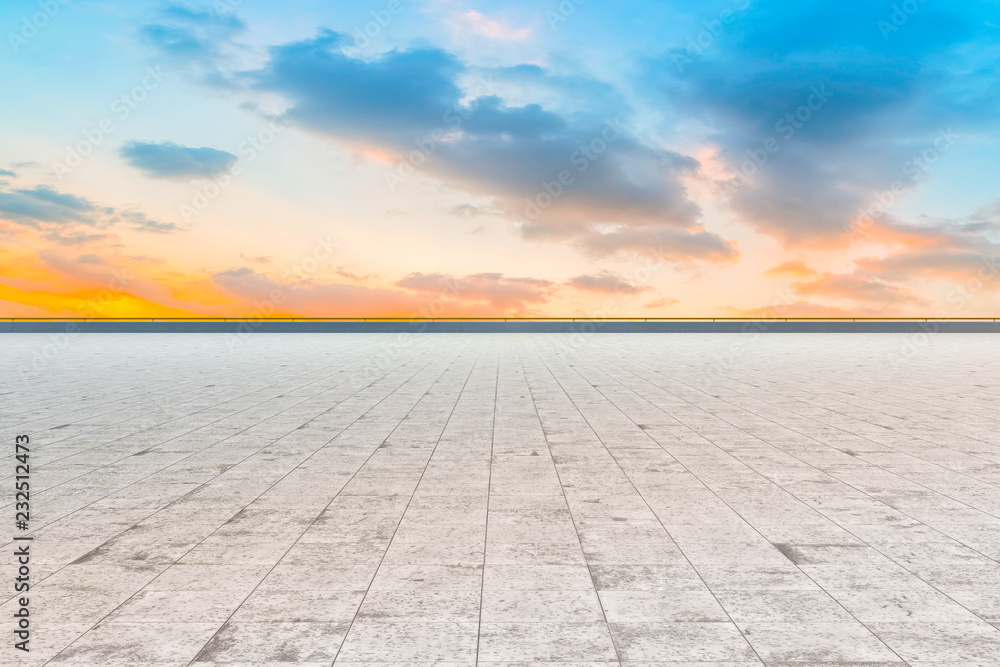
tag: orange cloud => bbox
[763,260,818,279]
[643,297,679,310]
[794,273,928,308]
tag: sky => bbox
[1,0,999,318]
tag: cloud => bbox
[117,210,180,234]
[239,31,731,264]
[971,197,1000,223]
[0,169,16,178]
[214,267,414,316]
[213,268,555,316]
[449,203,496,218]
[849,211,1000,287]
[396,272,554,311]
[0,184,178,243]
[333,266,375,282]
[120,141,238,180]
[452,10,532,42]
[138,4,246,77]
[567,271,646,294]
[0,186,111,228]
[763,260,818,279]
[644,297,678,309]
[794,273,928,307]
[240,253,273,265]
[580,226,741,264]
[649,0,1000,245]
[858,248,1000,284]
[42,231,117,246]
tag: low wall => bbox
[2,320,997,333]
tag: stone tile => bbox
[590,564,708,591]
[829,589,984,623]
[49,623,220,663]
[868,622,1000,662]
[483,564,596,591]
[610,622,757,661]
[482,590,605,623]
[145,564,271,593]
[192,621,349,662]
[105,590,247,624]
[231,590,365,623]
[478,622,619,662]
[600,590,729,622]
[356,590,480,622]
[335,621,479,661]
[715,590,856,625]
[739,622,901,662]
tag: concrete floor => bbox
[2,333,1000,666]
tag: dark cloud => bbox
[239,31,731,263]
[580,226,741,264]
[0,169,16,178]
[120,141,238,180]
[567,271,646,294]
[0,186,109,227]
[651,0,1000,244]
[0,184,178,243]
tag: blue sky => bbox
[1,0,999,317]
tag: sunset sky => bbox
[2,0,999,318]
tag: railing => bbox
[4,317,998,323]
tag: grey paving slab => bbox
[1,333,999,665]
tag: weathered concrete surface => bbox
[2,334,999,665]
